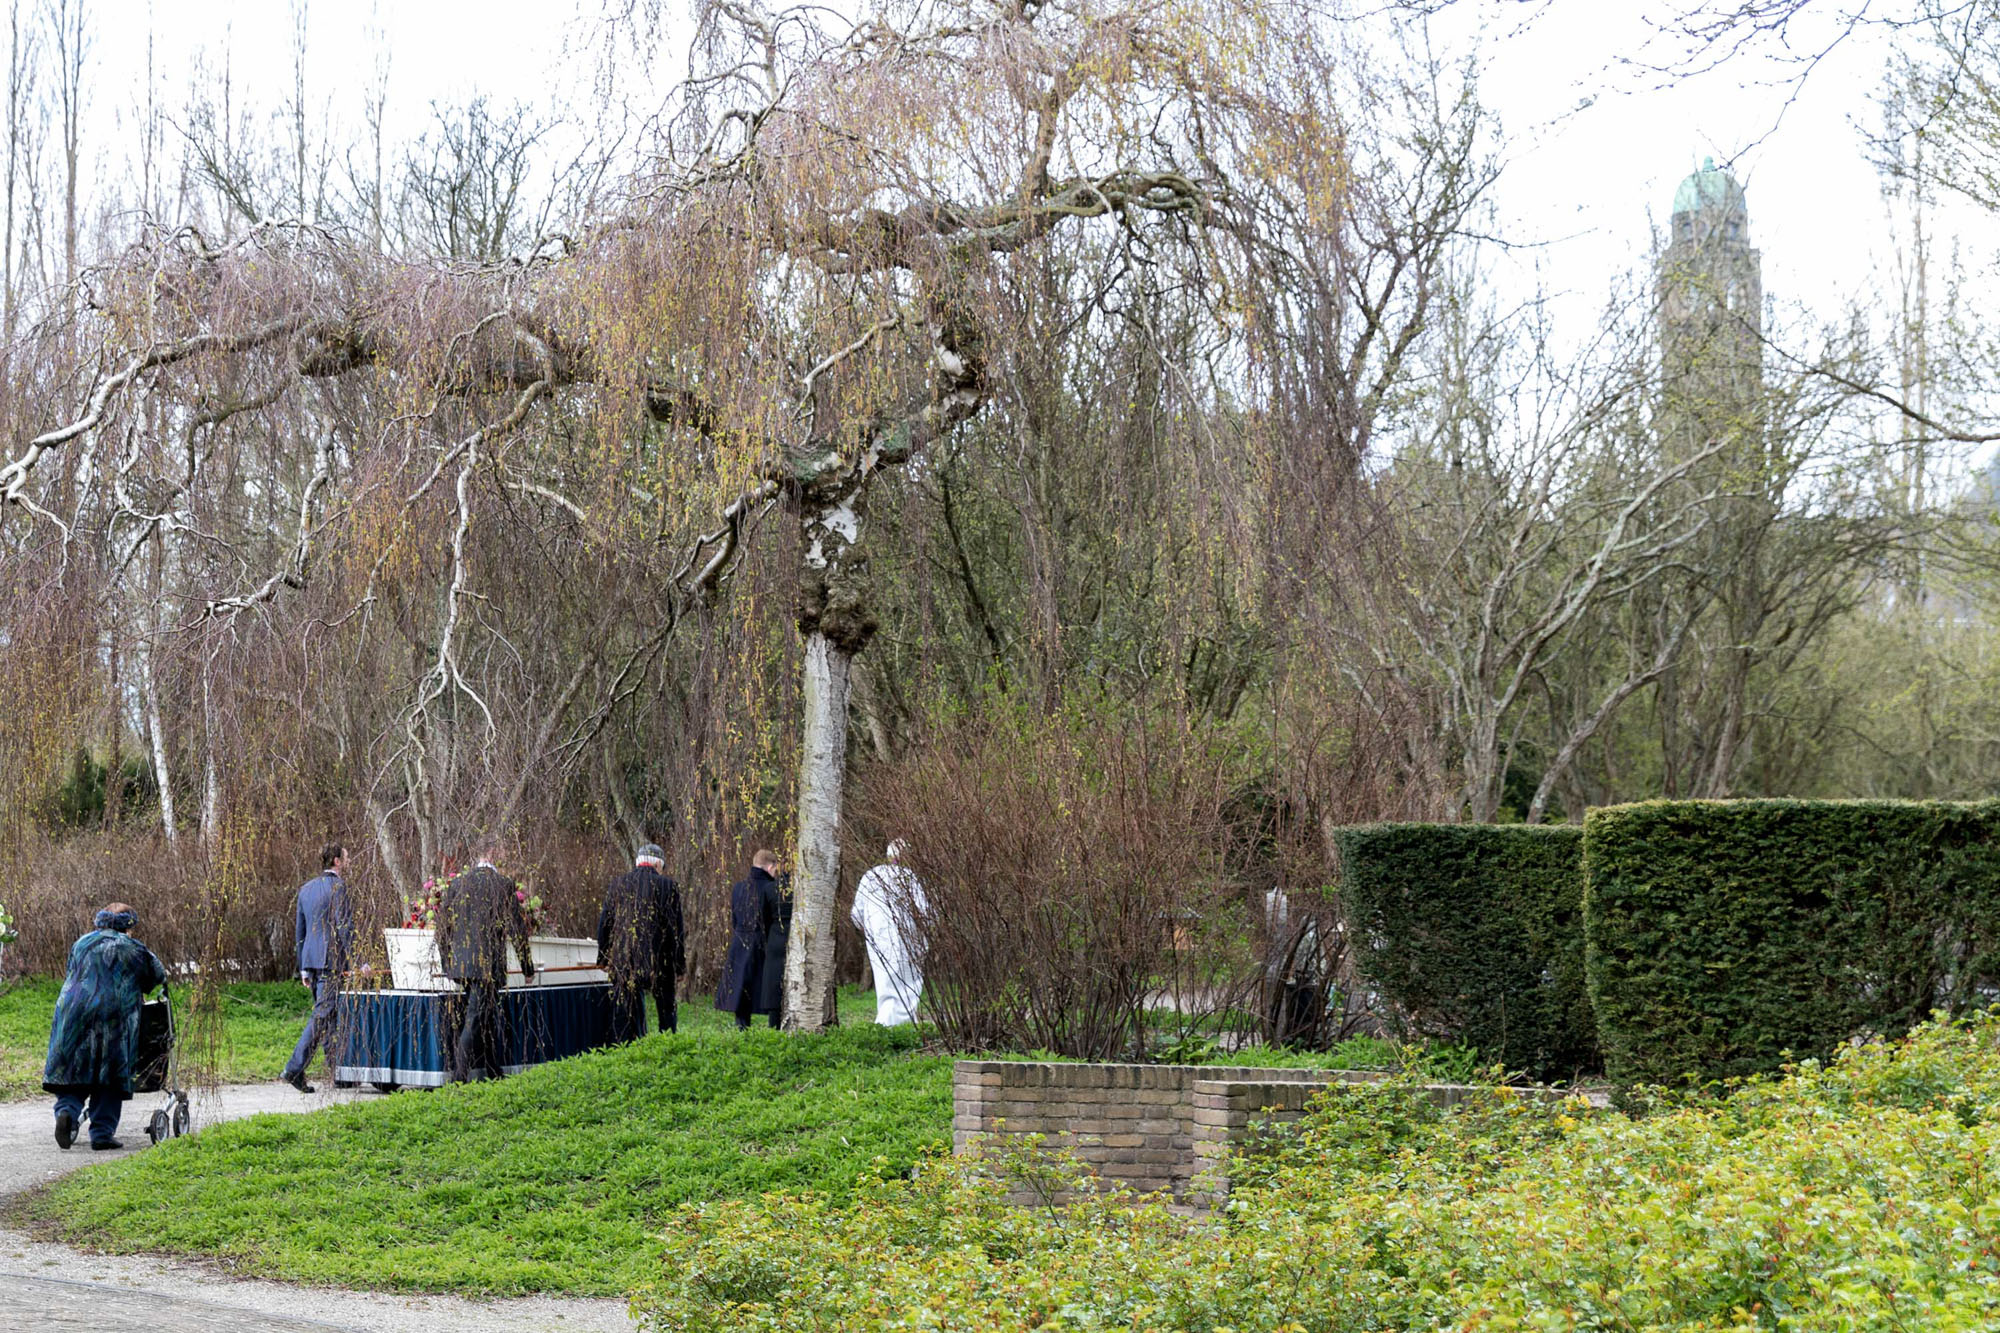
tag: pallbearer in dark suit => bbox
[714,849,782,1030]
[282,843,357,1093]
[755,870,793,1027]
[435,840,536,1082]
[597,842,687,1041]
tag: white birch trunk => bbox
[366,793,413,903]
[782,628,852,1031]
[140,630,176,848]
[199,646,222,852]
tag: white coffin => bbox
[383,928,604,991]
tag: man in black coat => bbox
[597,842,686,1041]
[714,849,782,1030]
[754,869,793,1027]
[435,840,536,1082]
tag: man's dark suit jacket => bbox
[596,865,686,985]
[436,864,535,984]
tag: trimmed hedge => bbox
[1333,822,1597,1080]
[1584,799,2000,1084]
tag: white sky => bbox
[1438,2,1986,330]
[75,0,1993,335]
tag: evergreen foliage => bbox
[1332,822,1597,1080]
[636,1016,2000,1331]
[1584,799,2000,1083]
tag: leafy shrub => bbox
[46,746,155,829]
[1584,798,2000,1083]
[1332,821,1596,1080]
[852,703,1257,1059]
[635,1014,2000,1331]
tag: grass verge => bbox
[1,977,312,1098]
[21,993,950,1296]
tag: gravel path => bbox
[0,1085,633,1333]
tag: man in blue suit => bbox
[282,843,356,1093]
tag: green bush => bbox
[1584,799,2000,1084]
[1332,821,1596,1080]
[634,1016,2000,1331]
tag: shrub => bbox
[633,1015,2000,1331]
[1331,821,1596,1080]
[851,703,1258,1059]
[1584,798,2000,1083]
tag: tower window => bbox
[1726,219,1740,240]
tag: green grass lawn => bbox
[8,976,1418,1299]
[19,988,952,1296]
[0,978,313,1098]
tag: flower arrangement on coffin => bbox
[402,876,445,929]
[402,873,546,936]
[515,886,547,936]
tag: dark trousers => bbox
[284,968,339,1079]
[448,978,505,1082]
[53,1087,122,1145]
[610,975,679,1042]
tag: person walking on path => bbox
[714,850,781,1030]
[852,840,927,1026]
[282,843,356,1094]
[44,903,167,1150]
[596,842,687,1041]
[435,840,536,1082]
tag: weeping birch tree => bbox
[0,0,1487,1026]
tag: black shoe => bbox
[54,1110,76,1150]
[90,1139,122,1151]
[281,1070,315,1094]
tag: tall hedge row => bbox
[1584,800,2000,1084]
[1332,823,1598,1081]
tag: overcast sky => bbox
[77,0,1989,333]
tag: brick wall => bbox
[952,1060,1386,1204]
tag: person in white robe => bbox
[852,840,926,1026]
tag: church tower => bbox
[1657,157,1763,436]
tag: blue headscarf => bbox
[93,908,137,933]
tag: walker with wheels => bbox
[133,985,190,1145]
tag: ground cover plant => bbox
[0,978,310,1098]
[19,992,950,1295]
[638,1014,2000,1331]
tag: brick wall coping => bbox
[953,1060,1390,1088]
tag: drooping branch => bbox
[0,312,309,509]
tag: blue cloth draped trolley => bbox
[334,983,617,1088]
[335,930,615,1088]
